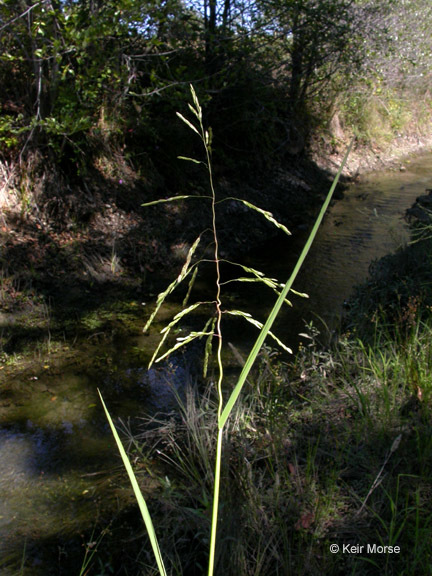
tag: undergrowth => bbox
[338,82,432,148]
[128,314,432,575]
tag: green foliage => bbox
[2,0,425,181]
[256,0,361,106]
[113,305,432,575]
[337,78,430,146]
[330,0,432,146]
[0,0,191,164]
[0,113,21,150]
[99,390,168,576]
[375,0,432,88]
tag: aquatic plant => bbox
[99,85,351,576]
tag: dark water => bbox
[245,152,432,347]
[0,320,191,574]
[1,151,432,573]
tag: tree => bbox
[0,0,194,163]
[253,0,364,113]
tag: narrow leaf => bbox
[148,327,171,369]
[222,277,268,285]
[149,302,208,368]
[177,156,203,165]
[144,237,201,332]
[148,302,209,370]
[178,235,201,281]
[155,330,213,363]
[203,318,216,378]
[183,266,199,307]
[98,391,167,576]
[225,310,292,354]
[221,277,292,306]
[238,264,265,277]
[219,141,353,429]
[290,288,309,298]
[205,127,213,147]
[142,195,195,207]
[222,261,306,301]
[187,102,202,121]
[221,199,291,236]
[190,84,202,120]
[162,301,208,333]
[143,275,182,332]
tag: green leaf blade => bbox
[219,140,353,430]
[98,391,168,576]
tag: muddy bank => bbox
[314,131,432,178]
[0,153,331,323]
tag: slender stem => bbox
[208,427,223,576]
[202,119,224,576]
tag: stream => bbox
[247,152,432,345]
[1,151,432,574]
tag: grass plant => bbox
[130,311,432,575]
[99,85,351,575]
[97,299,432,575]
[97,97,432,569]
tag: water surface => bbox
[247,152,432,346]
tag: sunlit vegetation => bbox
[114,227,432,575]
[1,0,431,193]
[126,321,432,575]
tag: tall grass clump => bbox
[99,85,351,575]
[338,81,432,149]
[287,313,432,575]
[125,310,432,575]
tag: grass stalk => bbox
[205,83,224,576]
[100,86,352,576]
[219,139,353,429]
[98,390,168,576]
[208,427,223,576]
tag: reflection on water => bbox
[0,342,195,574]
[0,373,115,573]
[248,152,432,346]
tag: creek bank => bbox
[1,133,431,363]
[0,151,332,358]
[345,191,432,341]
[314,131,432,178]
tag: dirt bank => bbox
[1,131,431,352]
[314,132,432,178]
